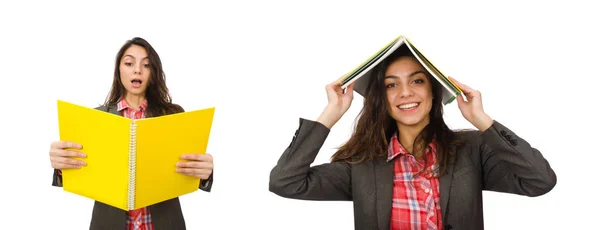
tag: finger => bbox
[50,149,86,158]
[60,149,86,157]
[176,161,213,169]
[177,170,212,179]
[449,77,474,93]
[448,76,463,87]
[345,82,355,94]
[196,172,212,180]
[456,94,466,106]
[181,153,212,162]
[330,81,345,90]
[333,74,348,84]
[327,80,342,89]
[178,169,211,177]
[54,141,83,150]
[53,163,83,169]
[459,92,475,103]
[448,76,465,90]
[462,89,481,102]
[178,172,210,179]
[51,156,87,166]
[51,158,85,169]
[176,167,211,175]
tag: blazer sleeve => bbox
[52,169,63,187]
[269,118,352,201]
[479,120,557,196]
[199,172,213,192]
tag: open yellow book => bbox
[337,35,462,105]
[56,100,215,211]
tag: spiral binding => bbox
[128,122,137,210]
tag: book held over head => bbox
[337,35,462,105]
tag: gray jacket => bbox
[269,118,556,230]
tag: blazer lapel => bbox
[374,155,394,229]
[439,157,455,222]
[107,105,120,116]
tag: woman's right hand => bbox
[49,141,87,169]
[316,80,355,129]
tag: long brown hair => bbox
[331,46,462,176]
[104,37,183,117]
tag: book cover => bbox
[57,100,215,210]
[337,35,462,105]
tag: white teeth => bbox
[398,103,419,109]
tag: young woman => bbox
[49,37,214,230]
[269,47,556,230]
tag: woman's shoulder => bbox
[452,129,480,141]
[93,104,112,112]
[450,128,482,151]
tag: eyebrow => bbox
[384,70,428,79]
[123,54,149,60]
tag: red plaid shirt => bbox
[388,133,443,230]
[117,98,155,230]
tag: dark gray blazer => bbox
[52,105,213,230]
[269,118,556,230]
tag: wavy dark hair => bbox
[103,37,183,117]
[331,46,463,176]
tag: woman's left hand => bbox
[450,77,494,131]
[176,153,213,179]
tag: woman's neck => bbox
[124,93,146,110]
[397,121,428,158]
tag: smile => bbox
[397,102,419,110]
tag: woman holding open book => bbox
[48,37,214,230]
[269,47,556,230]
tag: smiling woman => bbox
[269,46,557,230]
[47,37,215,230]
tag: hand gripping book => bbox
[337,35,462,105]
[56,100,215,211]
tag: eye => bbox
[143,64,150,68]
[413,79,424,84]
[385,83,397,88]
[124,62,133,66]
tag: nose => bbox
[133,64,142,75]
[397,84,414,98]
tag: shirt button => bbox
[424,188,430,193]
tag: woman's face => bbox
[384,56,433,129]
[119,45,150,97]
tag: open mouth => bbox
[131,79,142,87]
[397,102,419,110]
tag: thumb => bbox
[344,83,355,97]
[457,94,467,108]
[347,85,356,98]
[346,82,355,92]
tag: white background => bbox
[1,0,598,229]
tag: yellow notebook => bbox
[56,100,215,211]
[337,35,462,105]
